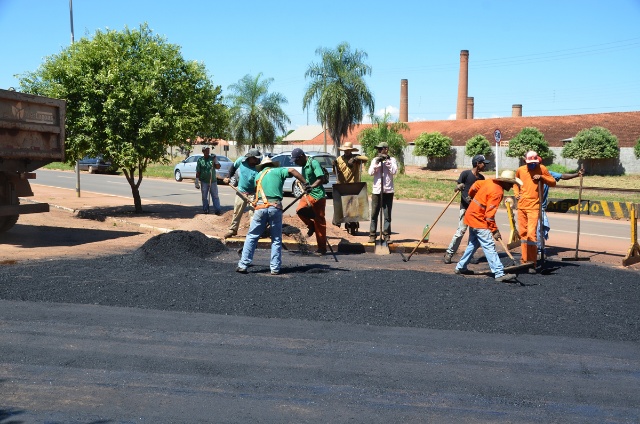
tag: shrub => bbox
[562,126,619,159]
[413,132,453,159]
[505,127,554,160]
[465,134,492,158]
[634,136,640,159]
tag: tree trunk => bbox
[123,168,144,213]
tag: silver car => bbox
[173,154,234,183]
[270,151,337,197]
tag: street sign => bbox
[494,129,502,143]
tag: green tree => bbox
[226,73,290,152]
[303,42,375,153]
[357,113,408,173]
[413,132,453,169]
[505,127,554,161]
[19,23,227,213]
[562,126,619,160]
[465,134,492,158]
[635,136,640,159]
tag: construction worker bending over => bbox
[223,148,262,238]
[514,151,556,266]
[443,154,490,264]
[236,157,306,275]
[454,170,522,282]
[292,148,328,255]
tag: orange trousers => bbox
[296,195,327,251]
[518,208,539,264]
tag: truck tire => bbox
[0,214,19,232]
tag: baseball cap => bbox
[291,148,305,160]
[525,150,539,163]
[472,154,490,167]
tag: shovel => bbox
[375,198,390,255]
[374,164,390,255]
[401,191,459,262]
[562,167,590,262]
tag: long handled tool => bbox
[400,191,459,262]
[496,236,517,267]
[562,167,590,261]
[538,179,546,264]
[375,164,390,255]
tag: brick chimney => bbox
[456,50,469,120]
[466,97,474,119]
[400,79,408,122]
[512,104,522,117]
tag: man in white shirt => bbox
[367,142,398,243]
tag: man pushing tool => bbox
[454,170,522,282]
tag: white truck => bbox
[0,89,66,232]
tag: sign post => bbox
[493,128,502,178]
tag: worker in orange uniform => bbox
[514,150,556,267]
[454,170,522,282]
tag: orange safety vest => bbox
[514,164,556,210]
[463,180,505,232]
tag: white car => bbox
[173,154,234,183]
[270,151,337,197]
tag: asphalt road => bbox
[1,216,639,424]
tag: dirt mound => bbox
[135,230,227,262]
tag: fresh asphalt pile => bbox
[0,230,638,342]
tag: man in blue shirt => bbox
[223,148,261,238]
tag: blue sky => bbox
[1,0,639,132]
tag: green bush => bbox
[505,127,554,160]
[562,126,619,159]
[413,132,452,159]
[634,136,640,159]
[465,134,492,159]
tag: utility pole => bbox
[69,0,81,197]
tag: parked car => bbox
[173,154,234,183]
[78,156,114,174]
[270,151,337,197]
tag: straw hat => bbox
[255,156,280,171]
[339,142,358,152]
[495,170,523,186]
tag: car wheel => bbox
[88,165,95,174]
[292,180,305,198]
[174,169,183,182]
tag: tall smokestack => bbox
[512,104,522,117]
[456,50,469,120]
[400,79,408,122]
[466,97,474,119]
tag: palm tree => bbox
[303,42,375,153]
[227,73,290,151]
[358,112,409,173]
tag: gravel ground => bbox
[1,230,638,342]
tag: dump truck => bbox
[0,89,66,232]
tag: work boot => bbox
[306,226,315,237]
[367,234,376,243]
[383,234,391,243]
[454,268,474,275]
[236,267,248,274]
[443,252,453,264]
[224,230,236,239]
[495,273,517,282]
